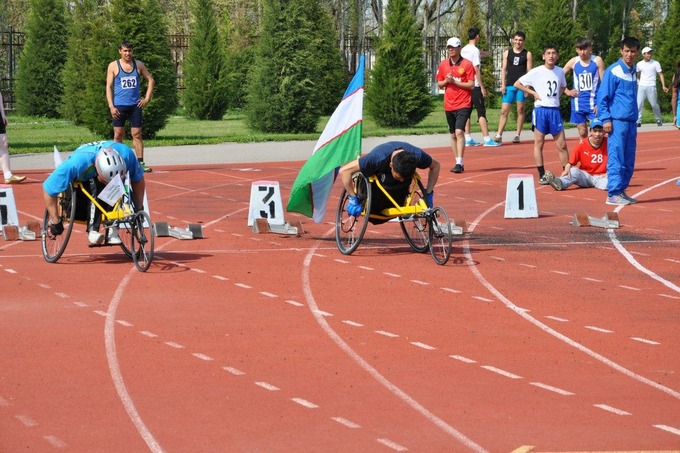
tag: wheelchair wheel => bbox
[41,183,76,263]
[130,211,155,272]
[428,206,452,265]
[400,179,429,253]
[335,172,371,255]
[117,220,134,259]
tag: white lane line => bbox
[116,320,133,327]
[302,230,487,452]
[384,272,401,277]
[342,320,363,327]
[411,341,436,350]
[659,293,680,300]
[212,275,229,281]
[331,417,361,429]
[334,259,350,264]
[192,353,213,361]
[358,266,374,271]
[377,438,408,451]
[191,268,206,274]
[594,404,631,416]
[43,435,67,448]
[313,309,333,317]
[255,382,279,391]
[73,302,88,307]
[551,270,570,275]
[449,355,476,364]
[376,330,399,338]
[585,326,613,333]
[223,366,245,376]
[291,398,318,409]
[260,291,277,298]
[481,365,522,380]
[529,382,574,396]
[472,296,493,302]
[583,277,603,282]
[4,269,17,274]
[94,310,108,317]
[286,300,304,307]
[630,337,660,345]
[165,341,184,349]
[653,424,680,436]
[618,285,641,291]
[55,292,69,298]
[665,259,680,264]
[411,279,429,285]
[235,283,252,289]
[441,287,462,294]
[545,316,569,322]
[15,414,38,427]
[518,263,536,268]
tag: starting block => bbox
[572,212,620,229]
[504,174,538,218]
[154,222,204,239]
[2,220,41,241]
[252,218,304,236]
[0,184,19,231]
[449,219,467,235]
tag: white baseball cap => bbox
[642,46,652,54]
[446,37,462,48]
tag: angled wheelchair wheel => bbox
[117,219,134,259]
[335,172,371,255]
[400,179,429,253]
[41,183,76,263]
[428,206,453,265]
[130,211,155,272]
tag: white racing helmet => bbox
[95,147,127,183]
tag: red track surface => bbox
[1,131,679,452]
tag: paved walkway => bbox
[11,123,677,171]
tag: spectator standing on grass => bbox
[0,91,26,184]
[636,46,667,127]
[494,31,533,144]
[543,119,607,191]
[461,27,500,148]
[106,41,155,173]
[435,37,475,174]
[514,45,577,185]
[596,36,640,206]
[670,60,680,128]
[563,37,605,140]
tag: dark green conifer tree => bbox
[182,0,228,120]
[364,0,432,127]
[14,0,68,117]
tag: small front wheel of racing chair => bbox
[41,183,77,263]
[335,172,372,255]
[427,206,453,265]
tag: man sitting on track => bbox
[43,140,146,245]
[543,119,608,191]
[338,141,441,223]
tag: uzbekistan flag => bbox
[286,56,364,223]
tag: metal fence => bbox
[1,30,506,111]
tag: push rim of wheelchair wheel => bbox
[335,172,372,255]
[41,183,76,263]
[130,211,155,272]
[428,206,452,265]
[400,180,429,253]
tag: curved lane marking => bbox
[465,198,680,401]
[105,210,243,452]
[302,227,487,453]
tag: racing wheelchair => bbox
[335,172,453,265]
[41,180,155,272]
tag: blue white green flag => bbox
[286,56,364,223]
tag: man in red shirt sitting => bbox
[544,119,608,191]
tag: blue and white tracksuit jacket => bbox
[596,59,638,197]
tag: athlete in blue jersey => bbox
[596,36,640,206]
[43,141,146,245]
[563,38,605,139]
[106,42,155,172]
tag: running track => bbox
[1,130,679,452]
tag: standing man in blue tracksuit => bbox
[596,36,640,206]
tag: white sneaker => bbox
[107,227,122,245]
[88,230,105,245]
